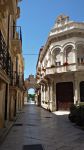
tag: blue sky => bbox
[17,0,84,80]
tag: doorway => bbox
[56,82,74,110]
[80,81,84,102]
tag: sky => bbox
[17,0,84,80]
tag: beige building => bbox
[0,0,24,128]
[36,15,84,111]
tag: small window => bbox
[55,62,61,66]
[77,58,80,63]
[81,58,83,63]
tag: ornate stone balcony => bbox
[44,63,84,76]
[11,71,24,89]
[37,62,84,82]
[16,7,20,18]
[11,26,22,55]
[6,0,17,15]
[45,63,77,76]
[18,72,24,89]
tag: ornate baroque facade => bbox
[0,0,24,128]
[36,15,84,111]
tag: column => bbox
[44,85,45,103]
[49,80,53,111]
[7,83,10,121]
[16,91,19,112]
[0,82,6,127]
[74,73,80,104]
[47,83,50,110]
[41,85,44,104]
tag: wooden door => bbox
[56,82,74,110]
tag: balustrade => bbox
[11,71,24,88]
[0,31,12,78]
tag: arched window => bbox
[44,59,47,68]
[52,48,61,66]
[77,45,84,64]
[64,46,74,64]
[46,52,51,67]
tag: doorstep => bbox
[53,111,70,115]
[0,121,13,145]
[0,112,22,145]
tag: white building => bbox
[36,15,84,111]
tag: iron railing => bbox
[11,71,24,88]
[0,31,13,77]
[12,26,22,44]
[0,30,24,88]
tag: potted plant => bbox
[63,62,69,66]
[42,67,46,71]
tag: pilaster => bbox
[74,73,80,104]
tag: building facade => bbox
[36,15,84,111]
[0,0,24,128]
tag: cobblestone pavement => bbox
[0,104,84,150]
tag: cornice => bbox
[39,29,84,63]
[37,18,84,68]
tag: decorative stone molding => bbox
[0,3,7,19]
[24,75,40,90]
[56,14,69,24]
[63,62,69,66]
[16,7,20,18]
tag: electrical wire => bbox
[23,54,38,55]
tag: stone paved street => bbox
[0,104,84,150]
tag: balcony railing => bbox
[12,26,22,44]
[11,71,18,86]
[18,72,24,88]
[45,63,77,75]
[11,26,22,54]
[0,31,13,78]
[11,71,24,88]
[39,62,84,78]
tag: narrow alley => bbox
[0,104,84,150]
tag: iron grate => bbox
[13,123,23,126]
[26,124,38,126]
[23,144,44,150]
[44,116,52,118]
